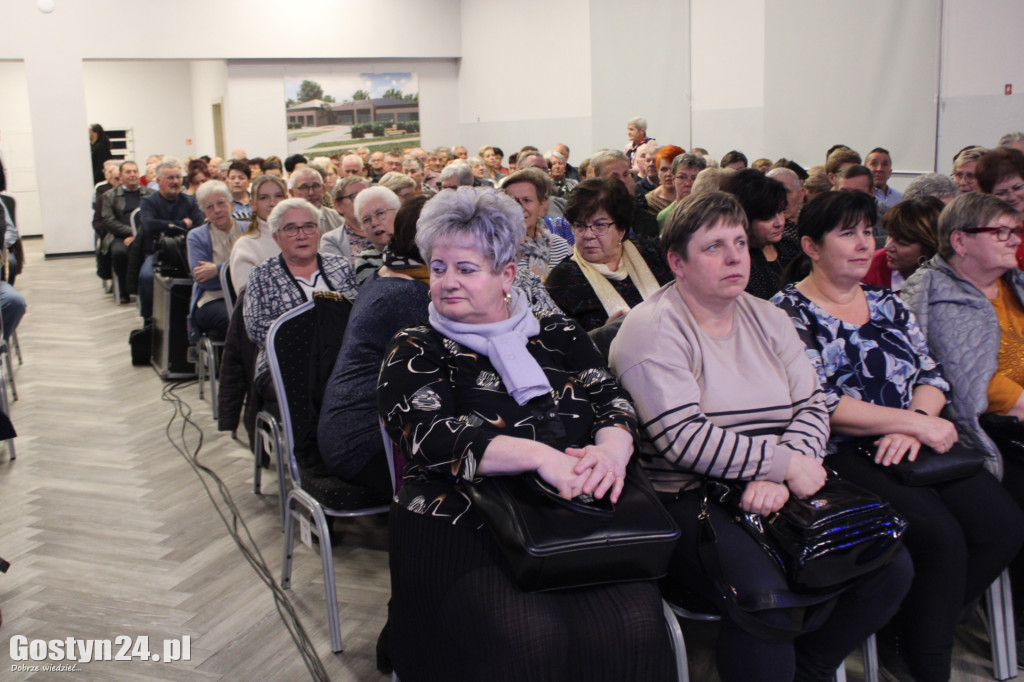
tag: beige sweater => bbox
[610,282,829,493]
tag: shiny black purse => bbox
[465,461,680,592]
[704,473,907,593]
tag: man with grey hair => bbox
[135,158,204,319]
[453,145,468,160]
[903,172,960,204]
[634,140,660,195]
[624,116,654,167]
[340,153,364,178]
[767,166,806,240]
[554,143,580,182]
[289,167,347,243]
[439,162,474,190]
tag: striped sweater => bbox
[609,283,829,493]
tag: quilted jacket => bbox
[902,255,1024,479]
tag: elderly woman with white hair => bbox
[546,149,578,198]
[378,185,674,682]
[624,116,654,167]
[186,180,245,342]
[243,197,358,387]
[352,185,401,282]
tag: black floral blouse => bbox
[377,315,639,527]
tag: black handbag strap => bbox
[695,489,832,642]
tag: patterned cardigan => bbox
[244,252,358,378]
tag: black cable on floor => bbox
[160,379,331,682]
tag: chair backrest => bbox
[266,301,316,487]
[129,207,142,236]
[220,262,236,325]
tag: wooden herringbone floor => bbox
[0,239,390,681]
[0,239,1013,681]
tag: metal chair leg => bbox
[662,600,689,682]
[987,569,1017,680]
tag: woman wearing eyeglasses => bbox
[243,198,358,391]
[545,178,672,332]
[976,147,1024,270]
[773,191,1024,681]
[352,186,401,283]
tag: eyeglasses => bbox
[958,226,1024,241]
[340,191,360,202]
[952,171,976,182]
[361,208,395,227]
[294,183,323,193]
[994,182,1024,200]
[279,222,318,237]
[570,220,616,236]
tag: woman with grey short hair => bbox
[378,185,673,682]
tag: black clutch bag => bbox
[855,440,985,486]
[706,474,907,593]
[465,462,680,592]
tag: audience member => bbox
[766,166,805,239]
[751,157,773,172]
[722,168,799,300]
[644,145,685,215]
[377,171,419,202]
[546,150,578,198]
[862,196,943,293]
[952,146,986,194]
[244,197,358,389]
[903,172,960,203]
[377,185,674,682]
[773,190,1023,682]
[284,154,308,176]
[101,160,153,303]
[289,167,344,239]
[554,142,581,182]
[825,147,862,187]
[503,168,571,281]
[229,174,286,293]
[186,180,244,342]
[867,147,902,210]
[610,190,913,682]
[546,177,670,331]
[720,150,748,170]
[225,160,252,219]
[438,163,474,190]
[89,123,113,185]
[185,159,210,196]
[352,186,400,282]
[135,158,203,319]
[308,157,339,208]
[633,140,660,194]
[624,116,654,166]
[368,151,386,182]
[656,152,707,229]
[320,175,369,260]
[591,149,659,237]
[340,154,364,178]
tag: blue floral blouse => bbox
[771,284,949,445]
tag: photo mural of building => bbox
[284,71,419,157]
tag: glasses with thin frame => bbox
[957,226,1024,241]
[570,220,616,236]
[361,208,395,227]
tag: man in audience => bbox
[425,150,445,175]
[554,143,581,182]
[261,156,285,178]
[136,158,203,319]
[92,160,122,253]
[866,147,902,210]
[766,166,805,240]
[624,116,654,166]
[230,148,248,160]
[226,160,252,219]
[835,164,873,195]
[720,150,748,170]
[365,151,385,182]
[382,152,403,175]
[591,149,659,237]
[656,152,708,229]
[289,167,345,237]
[453,146,468,160]
[402,156,435,196]
[340,153,364,178]
[634,141,660,195]
[284,154,308,177]
[208,156,224,180]
[439,163,474,190]
[101,160,153,303]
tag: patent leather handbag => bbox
[704,473,907,594]
[465,462,680,592]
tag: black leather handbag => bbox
[705,473,907,594]
[980,413,1024,462]
[465,462,680,592]
[855,440,985,486]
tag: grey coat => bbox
[902,255,1024,479]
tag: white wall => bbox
[457,0,593,161]
[937,0,1024,172]
[190,61,229,159]
[83,61,196,166]
[0,61,41,237]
